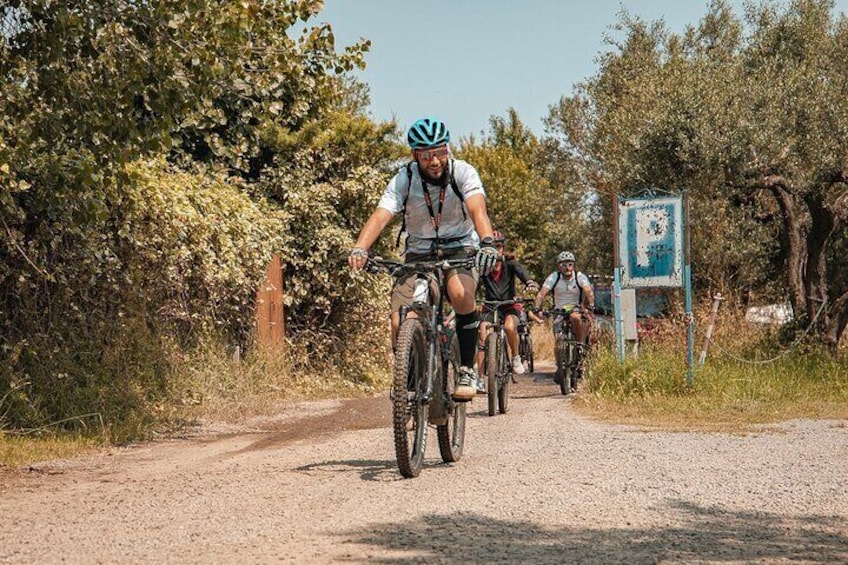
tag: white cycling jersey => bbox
[543,270,591,310]
[377,159,485,255]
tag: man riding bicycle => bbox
[348,117,498,402]
[475,231,540,384]
[534,251,595,378]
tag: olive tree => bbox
[545,0,848,350]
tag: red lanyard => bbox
[421,181,446,236]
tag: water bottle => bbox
[412,278,429,306]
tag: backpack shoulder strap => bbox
[394,162,415,249]
[576,272,589,305]
[448,159,467,221]
[578,272,583,304]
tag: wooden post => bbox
[256,254,285,347]
[698,293,724,366]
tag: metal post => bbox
[683,192,694,385]
[614,267,624,361]
[612,196,625,361]
[698,293,724,366]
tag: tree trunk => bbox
[829,291,848,351]
[768,181,807,319]
[804,194,835,349]
[766,179,846,352]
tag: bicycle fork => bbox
[423,336,437,404]
[499,328,510,385]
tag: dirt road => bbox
[2,361,847,564]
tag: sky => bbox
[309,0,848,141]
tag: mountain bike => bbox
[365,252,475,478]
[480,299,516,416]
[544,307,585,396]
[516,298,536,374]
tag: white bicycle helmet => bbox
[557,251,575,263]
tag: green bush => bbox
[0,160,286,438]
[0,0,398,442]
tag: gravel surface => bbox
[2,361,847,564]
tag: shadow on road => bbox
[343,501,848,563]
[294,459,405,482]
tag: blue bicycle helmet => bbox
[407,118,450,149]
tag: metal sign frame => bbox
[617,195,684,288]
[613,192,694,384]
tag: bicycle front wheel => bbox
[393,318,429,478]
[519,334,528,368]
[497,336,510,414]
[562,340,575,396]
[437,331,466,463]
[570,343,581,392]
[555,334,572,395]
[527,334,535,373]
[485,332,499,417]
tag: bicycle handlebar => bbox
[364,254,477,278]
[539,306,588,318]
[481,299,517,309]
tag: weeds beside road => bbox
[3,318,848,468]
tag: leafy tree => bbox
[544,0,848,350]
[0,0,398,432]
[456,109,601,280]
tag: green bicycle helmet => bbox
[407,118,450,149]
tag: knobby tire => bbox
[485,332,499,417]
[497,336,510,414]
[570,343,580,392]
[393,319,428,478]
[556,333,572,396]
[437,331,465,462]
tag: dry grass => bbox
[572,306,848,432]
[167,339,392,426]
[1,336,393,469]
[4,305,845,468]
[530,322,556,360]
[0,435,103,470]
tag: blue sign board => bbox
[617,195,683,288]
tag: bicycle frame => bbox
[365,249,475,477]
[396,258,471,416]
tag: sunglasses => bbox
[415,147,449,161]
[558,261,574,267]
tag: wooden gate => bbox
[256,254,285,347]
